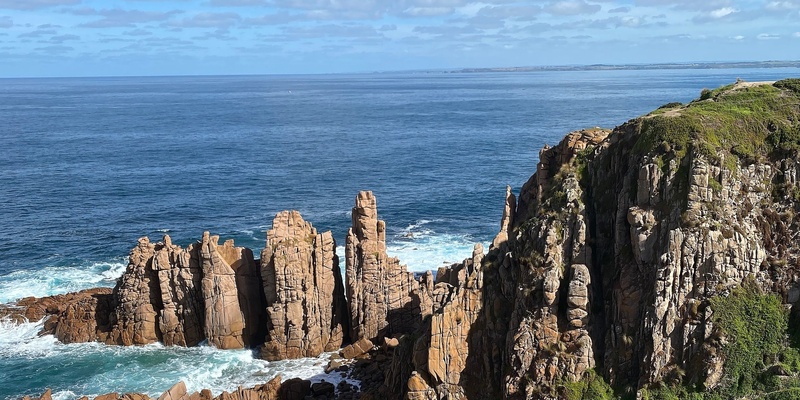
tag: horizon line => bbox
[1,59,798,80]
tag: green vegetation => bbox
[562,370,616,400]
[763,388,800,400]
[710,278,787,397]
[640,386,721,400]
[774,79,800,95]
[632,79,800,162]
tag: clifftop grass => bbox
[632,79,800,161]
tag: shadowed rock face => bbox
[345,191,429,344]
[109,237,163,346]
[401,244,486,400]
[260,210,349,360]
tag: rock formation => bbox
[345,190,429,344]
[402,244,486,400]
[106,233,265,349]
[0,288,114,344]
[10,80,800,400]
[260,210,349,360]
[20,375,318,400]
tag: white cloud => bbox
[709,7,737,18]
[402,7,454,17]
[757,33,781,40]
[765,1,800,11]
[731,35,744,40]
[794,32,800,37]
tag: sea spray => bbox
[0,316,356,400]
[0,260,125,304]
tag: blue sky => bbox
[0,0,798,77]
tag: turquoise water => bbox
[1,68,798,398]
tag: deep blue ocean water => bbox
[1,68,798,399]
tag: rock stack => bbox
[106,233,266,349]
[345,190,429,344]
[260,210,349,360]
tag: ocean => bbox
[1,68,797,399]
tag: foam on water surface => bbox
[0,316,355,400]
[387,220,486,272]
[0,260,126,304]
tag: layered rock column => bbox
[151,235,204,347]
[109,237,162,345]
[260,210,349,360]
[346,191,427,343]
[107,233,264,349]
[406,244,486,400]
[199,232,262,349]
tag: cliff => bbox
[6,78,800,400]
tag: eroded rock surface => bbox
[0,288,114,344]
[260,210,349,360]
[105,233,264,349]
[345,191,429,344]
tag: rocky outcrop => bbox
[345,191,429,343]
[106,233,265,349]
[22,375,312,400]
[151,235,204,347]
[0,288,114,344]
[401,244,486,400]
[260,210,349,360]
[108,237,162,345]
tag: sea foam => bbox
[0,316,354,400]
[0,260,125,304]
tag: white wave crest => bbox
[0,260,125,304]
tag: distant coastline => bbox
[443,60,800,74]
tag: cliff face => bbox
[481,80,800,398]
[260,210,349,360]
[380,80,800,399]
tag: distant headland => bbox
[441,60,800,74]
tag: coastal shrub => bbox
[640,386,722,400]
[763,388,800,400]
[633,81,800,160]
[562,369,615,400]
[658,102,684,110]
[774,79,800,95]
[710,278,788,397]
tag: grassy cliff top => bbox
[632,78,800,162]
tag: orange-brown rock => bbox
[157,382,188,400]
[259,210,349,360]
[1,288,115,344]
[340,337,373,359]
[108,237,162,345]
[151,235,204,347]
[345,191,428,343]
[199,232,248,349]
[107,233,265,349]
[390,244,485,400]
